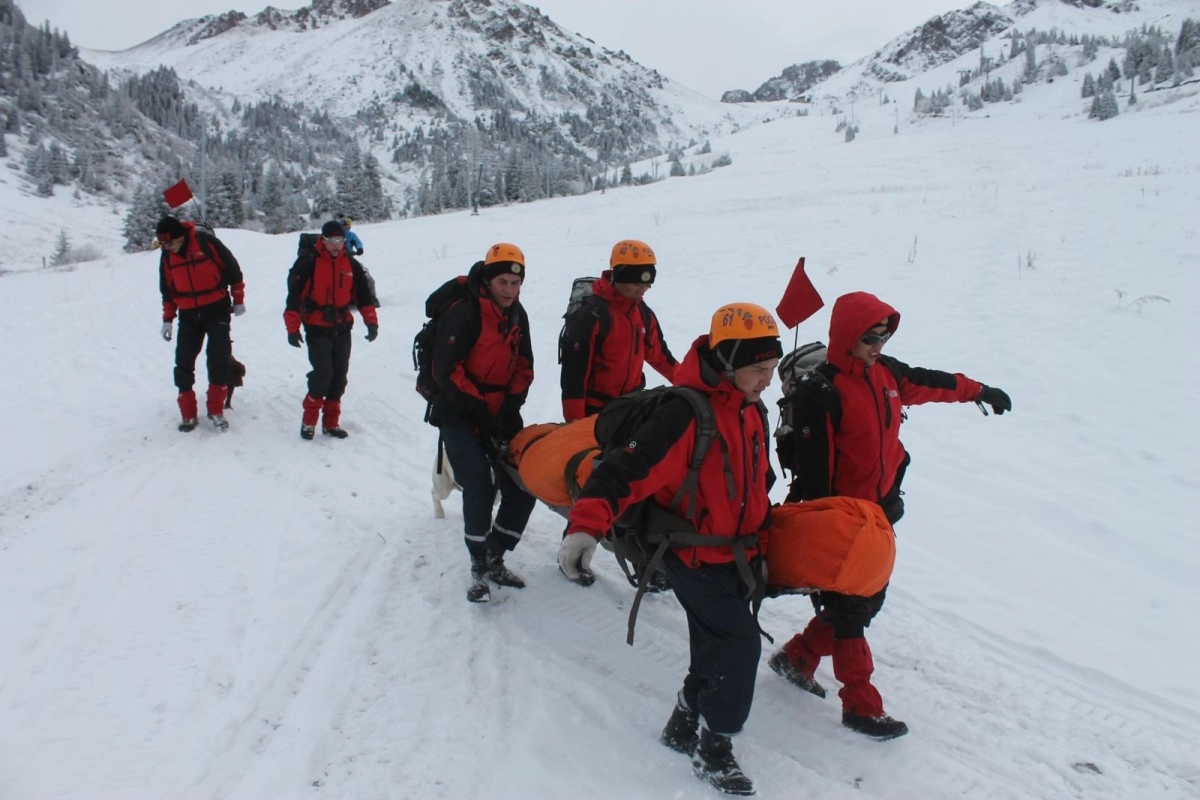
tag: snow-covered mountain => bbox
[727,0,1196,100]
[85,0,761,162]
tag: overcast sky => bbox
[20,0,955,97]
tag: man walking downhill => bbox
[284,220,380,440]
[156,215,246,432]
[430,243,536,603]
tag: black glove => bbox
[499,395,524,439]
[365,324,378,342]
[978,385,1012,415]
[288,331,304,348]
[355,248,364,256]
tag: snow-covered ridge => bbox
[86,0,765,156]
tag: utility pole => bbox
[196,117,209,221]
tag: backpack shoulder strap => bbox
[584,294,612,349]
[878,354,904,388]
[807,362,842,430]
[195,232,226,272]
[659,387,728,519]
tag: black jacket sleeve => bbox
[284,255,314,313]
[559,303,600,411]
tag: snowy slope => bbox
[2,43,1199,800]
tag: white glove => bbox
[559,532,598,581]
[161,321,173,341]
[233,304,246,317]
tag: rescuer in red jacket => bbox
[559,302,782,797]
[559,239,677,422]
[156,215,246,433]
[430,243,536,604]
[284,220,379,440]
[769,290,1012,741]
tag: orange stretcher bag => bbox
[505,422,560,466]
[765,497,896,596]
[510,416,599,509]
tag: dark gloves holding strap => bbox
[498,395,524,440]
[288,331,304,348]
[978,385,1012,415]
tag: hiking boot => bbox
[207,414,229,432]
[842,712,909,741]
[300,425,316,440]
[467,567,491,603]
[692,729,755,796]
[323,426,349,439]
[643,569,672,594]
[767,649,827,698]
[659,692,699,755]
[486,552,525,588]
[178,417,199,432]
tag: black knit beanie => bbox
[156,215,186,239]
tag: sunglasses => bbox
[860,331,891,345]
[156,232,176,243]
[323,236,345,246]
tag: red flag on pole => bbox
[776,257,824,328]
[163,179,193,209]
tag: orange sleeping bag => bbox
[509,416,599,509]
[766,497,896,596]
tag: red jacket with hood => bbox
[567,335,773,568]
[559,273,677,421]
[821,291,983,503]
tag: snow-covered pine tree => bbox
[122,186,171,252]
[1096,88,1120,120]
[50,230,70,267]
[1081,73,1096,98]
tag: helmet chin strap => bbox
[714,340,740,374]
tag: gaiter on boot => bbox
[832,636,884,718]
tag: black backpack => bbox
[774,341,904,500]
[591,385,765,644]
[412,276,472,420]
[297,232,321,258]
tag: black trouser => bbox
[813,585,889,639]
[304,325,352,400]
[440,424,536,559]
[174,302,232,390]
[662,552,761,736]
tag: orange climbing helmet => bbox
[609,239,656,269]
[709,302,783,371]
[710,303,780,346]
[485,242,525,266]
